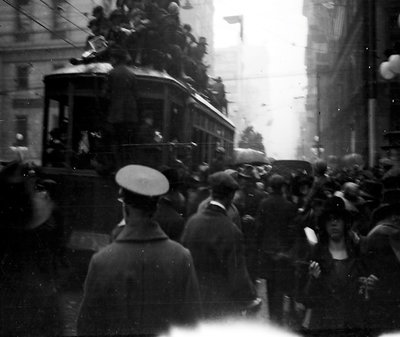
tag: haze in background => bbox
[214,0,307,159]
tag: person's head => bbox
[167,1,179,15]
[198,36,208,46]
[209,171,239,207]
[183,23,192,33]
[342,182,360,203]
[215,146,225,159]
[268,174,286,194]
[292,174,312,197]
[238,164,259,189]
[116,165,169,219]
[379,157,393,172]
[109,9,125,26]
[314,159,328,176]
[224,168,239,182]
[34,179,57,201]
[318,196,351,243]
[92,5,104,19]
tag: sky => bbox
[213,0,308,159]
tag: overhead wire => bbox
[37,0,91,35]
[64,0,89,19]
[2,0,79,49]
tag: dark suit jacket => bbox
[181,204,256,318]
[256,193,297,275]
[77,220,201,336]
[153,197,185,242]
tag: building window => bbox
[51,0,67,39]
[15,0,31,42]
[16,64,30,90]
[15,115,28,146]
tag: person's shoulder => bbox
[163,238,194,259]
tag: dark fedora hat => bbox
[208,171,238,194]
[382,188,400,205]
[359,179,383,201]
[371,202,400,226]
[161,167,182,189]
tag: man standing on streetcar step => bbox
[77,164,202,336]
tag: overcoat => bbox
[256,192,297,276]
[77,220,202,336]
[153,196,185,241]
[181,204,256,318]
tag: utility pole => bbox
[367,0,377,168]
[316,70,321,158]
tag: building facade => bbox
[302,0,400,165]
[0,0,91,162]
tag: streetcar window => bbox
[45,99,68,168]
[169,104,184,142]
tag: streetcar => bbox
[40,62,235,272]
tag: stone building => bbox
[302,0,400,165]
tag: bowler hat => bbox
[116,165,169,197]
[209,171,238,194]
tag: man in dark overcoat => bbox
[256,173,297,324]
[181,171,258,319]
[77,165,202,336]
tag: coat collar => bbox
[116,220,168,242]
[205,202,227,216]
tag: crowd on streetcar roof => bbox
[69,0,227,112]
[2,147,400,336]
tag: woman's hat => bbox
[318,196,351,227]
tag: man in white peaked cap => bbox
[78,165,202,336]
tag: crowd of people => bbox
[1,153,400,336]
[71,0,227,110]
